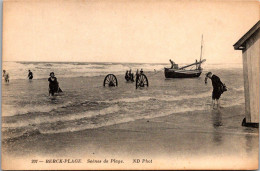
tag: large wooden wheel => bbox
[103,74,118,87]
[136,74,149,89]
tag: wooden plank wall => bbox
[242,29,260,123]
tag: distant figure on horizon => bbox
[28,70,33,80]
[3,70,9,83]
[48,72,62,96]
[205,72,227,109]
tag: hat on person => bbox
[50,72,55,76]
[205,72,212,77]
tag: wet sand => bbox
[2,105,258,170]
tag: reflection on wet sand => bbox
[211,109,223,146]
[243,127,258,154]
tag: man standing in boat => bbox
[205,72,226,109]
[169,59,178,69]
[169,59,175,69]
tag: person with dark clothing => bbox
[28,70,33,80]
[205,72,226,109]
[169,59,175,69]
[125,70,129,81]
[129,69,132,79]
[3,70,9,83]
[48,72,62,96]
[140,68,144,74]
[129,70,134,82]
[136,69,140,81]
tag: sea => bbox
[2,61,245,141]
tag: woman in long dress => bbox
[48,72,62,96]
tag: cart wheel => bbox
[136,74,149,89]
[103,74,118,87]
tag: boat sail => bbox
[164,35,206,78]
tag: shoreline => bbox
[3,104,258,155]
[2,66,256,169]
[2,104,258,169]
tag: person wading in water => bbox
[48,72,62,96]
[205,72,227,109]
[28,70,33,80]
[3,70,9,83]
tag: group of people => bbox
[3,69,62,96]
[125,69,144,82]
[3,68,226,108]
[3,70,34,82]
[125,70,134,82]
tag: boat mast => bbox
[199,34,203,69]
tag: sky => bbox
[3,0,260,64]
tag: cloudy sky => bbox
[3,0,259,63]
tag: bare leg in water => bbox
[212,99,218,109]
[217,99,223,108]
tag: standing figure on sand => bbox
[28,70,33,80]
[205,72,227,109]
[2,70,9,83]
[48,72,62,96]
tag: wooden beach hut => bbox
[233,20,260,127]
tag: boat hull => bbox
[164,68,202,78]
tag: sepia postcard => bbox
[1,0,260,170]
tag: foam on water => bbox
[38,104,207,135]
[2,101,73,117]
[2,105,120,129]
[2,61,242,80]
[101,91,211,104]
[2,91,244,139]
[2,61,167,80]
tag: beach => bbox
[2,105,258,170]
[2,61,258,169]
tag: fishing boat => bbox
[164,35,206,78]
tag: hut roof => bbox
[233,20,260,50]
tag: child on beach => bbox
[205,72,227,109]
[3,70,9,83]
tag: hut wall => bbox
[242,29,260,123]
